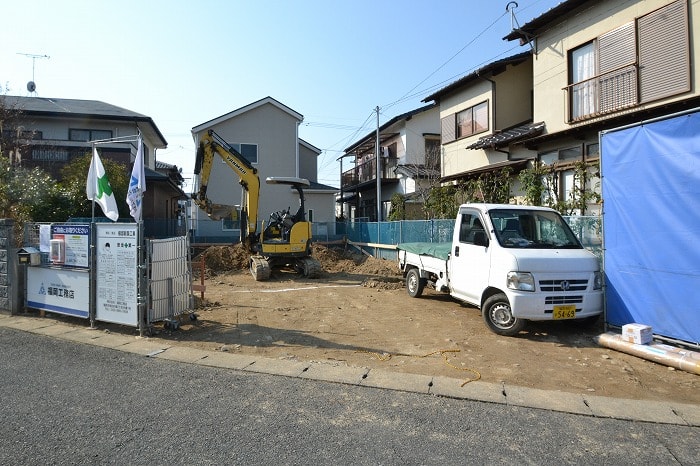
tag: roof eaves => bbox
[191,96,304,133]
[343,103,437,153]
[503,0,595,42]
[422,51,531,103]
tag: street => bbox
[0,326,698,465]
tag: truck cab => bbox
[450,204,603,335]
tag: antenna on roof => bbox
[505,2,534,51]
[17,52,50,95]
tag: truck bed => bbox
[396,242,451,261]
[397,242,451,276]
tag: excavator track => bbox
[250,255,271,281]
[299,256,322,278]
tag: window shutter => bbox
[638,0,689,103]
[441,115,456,144]
[598,22,637,112]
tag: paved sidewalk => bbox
[1,313,698,426]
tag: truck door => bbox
[449,208,491,304]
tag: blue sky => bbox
[1,0,561,190]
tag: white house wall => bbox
[401,106,440,166]
[194,102,301,230]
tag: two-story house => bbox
[421,52,540,199]
[504,0,698,213]
[339,104,440,221]
[191,96,337,243]
[0,95,187,235]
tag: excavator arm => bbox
[193,129,261,250]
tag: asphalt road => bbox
[1,326,698,465]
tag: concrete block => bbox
[360,368,433,394]
[504,384,591,415]
[242,357,310,377]
[300,361,369,385]
[197,352,258,370]
[155,346,212,364]
[583,394,683,424]
[431,376,506,404]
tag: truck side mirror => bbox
[473,231,489,247]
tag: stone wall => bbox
[0,219,18,314]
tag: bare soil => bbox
[154,244,699,404]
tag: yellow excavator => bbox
[193,129,322,281]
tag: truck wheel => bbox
[406,268,426,298]
[483,293,525,336]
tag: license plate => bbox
[553,305,576,319]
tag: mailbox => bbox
[18,247,41,266]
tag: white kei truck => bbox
[397,204,603,336]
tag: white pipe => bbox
[595,332,700,376]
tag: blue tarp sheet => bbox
[601,112,700,344]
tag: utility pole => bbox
[375,106,382,222]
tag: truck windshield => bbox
[489,209,582,249]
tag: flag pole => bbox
[90,143,96,223]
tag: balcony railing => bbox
[341,156,398,190]
[565,63,638,122]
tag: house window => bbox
[424,137,441,171]
[307,209,313,222]
[69,129,113,142]
[227,143,258,164]
[456,101,488,139]
[570,42,597,119]
[566,0,688,121]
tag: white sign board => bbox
[51,224,90,268]
[95,223,139,326]
[27,267,90,318]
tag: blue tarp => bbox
[601,111,700,344]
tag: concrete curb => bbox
[2,314,698,426]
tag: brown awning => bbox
[466,122,545,150]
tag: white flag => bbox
[86,147,119,221]
[126,137,146,221]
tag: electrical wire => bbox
[383,9,510,111]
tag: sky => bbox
[1,0,562,192]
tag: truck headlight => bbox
[593,272,603,290]
[507,272,535,292]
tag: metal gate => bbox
[148,236,191,324]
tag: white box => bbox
[621,323,653,345]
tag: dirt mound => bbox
[202,244,250,273]
[200,243,401,280]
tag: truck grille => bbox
[539,279,588,292]
[545,296,584,305]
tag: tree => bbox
[424,167,514,219]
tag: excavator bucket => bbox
[205,203,239,221]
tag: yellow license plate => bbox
[553,305,576,319]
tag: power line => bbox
[383,9,509,111]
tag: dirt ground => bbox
[153,244,699,405]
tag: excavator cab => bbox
[249,177,321,280]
